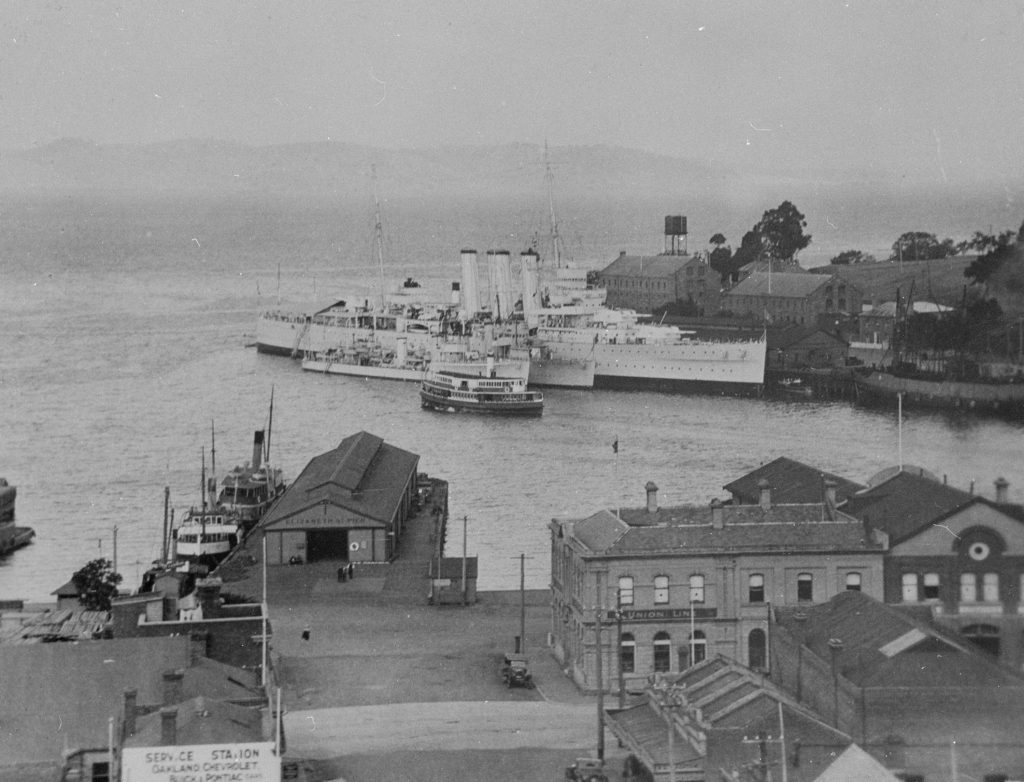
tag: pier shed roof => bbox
[259,430,419,528]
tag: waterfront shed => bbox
[258,431,419,566]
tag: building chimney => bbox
[196,577,222,618]
[252,430,265,471]
[163,669,185,706]
[710,498,724,529]
[758,479,771,510]
[160,707,178,746]
[645,481,659,514]
[123,689,138,738]
[190,630,209,664]
[995,477,1009,504]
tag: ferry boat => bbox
[301,336,531,383]
[172,508,244,571]
[419,371,544,415]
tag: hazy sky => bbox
[2,1,1022,186]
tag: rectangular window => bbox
[845,572,862,591]
[618,576,634,606]
[983,572,999,603]
[797,573,813,602]
[902,573,919,602]
[923,573,940,600]
[689,574,705,603]
[654,575,669,604]
[748,574,765,603]
[960,573,977,603]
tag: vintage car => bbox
[564,757,607,782]
[500,652,534,688]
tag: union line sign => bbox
[121,742,280,782]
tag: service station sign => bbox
[121,742,280,782]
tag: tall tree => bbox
[890,231,956,261]
[72,557,123,611]
[754,201,811,266]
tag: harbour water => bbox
[2,194,1022,602]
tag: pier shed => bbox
[259,431,419,566]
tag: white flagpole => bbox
[897,392,904,471]
[261,532,268,688]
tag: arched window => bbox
[653,631,672,672]
[797,573,813,602]
[748,574,765,603]
[618,576,634,606]
[902,573,919,602]
[654,575,669,604]
[845,573,862,591]
[620,633,636,674]
[748,629,767,670]
[689,574,705,603]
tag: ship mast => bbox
[209,420,217,509]
[372,164,386,309]
[265,386,275,465]
[544,140,562,269]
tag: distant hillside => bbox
[2,138,1021,267]
[812,256,975,307]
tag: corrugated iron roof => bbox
[723,457,864,506]
[259,431,418,528]
[841,469,975,542]
[726,271,831,298]
[601,254,699,278]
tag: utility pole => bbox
[510,553,533,653]
[616,589,625,709]
[461,515,468,606]
[594,604,605,761]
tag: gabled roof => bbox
[124,695,266,747]
[725,271,831,298]
[841,469,976,542]
[600,253,700,278]
[815,745,899,782]
[774,590,1024,688]
[723,457,864,506]
[260,431,418,528]
[766,324,848,350]
[0,636,192,764]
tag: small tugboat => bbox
[419,371,544,415]
[216,429,286,531]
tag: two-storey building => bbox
[723,271,862,325]
[549,480,888,692]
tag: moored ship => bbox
[216,429,287,530]
[853,368,1024,418]
[419,371,544,415]
[301,335,531,383]
[172,508,244,571]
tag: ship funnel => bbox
[460,249,480,315]
[450,281,461,307]
[486,351,495,377]
[252,431,265,471]
[396,336,408,368]
[488,250,514,321]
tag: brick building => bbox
[771,590,1024,781]
[549,480,887,693]
[597,252,720,315]
[723,271,862,325]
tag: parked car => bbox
[500,652,533,688]
[564,757,607,782]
